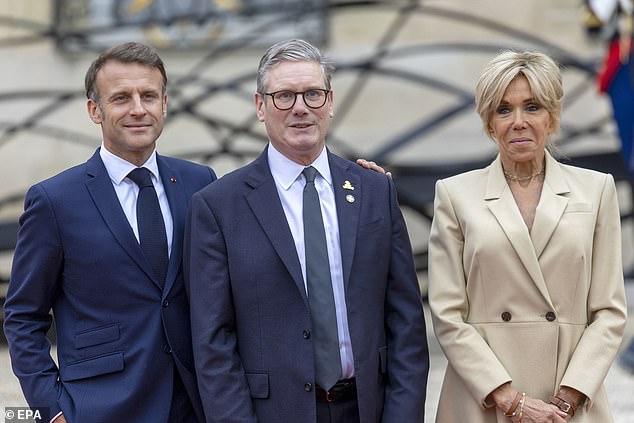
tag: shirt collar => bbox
[99,144,160,185]
[267,143,332,190]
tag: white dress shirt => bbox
[48,147,173,422]
[267,143,355,379]
[99,145,174,256]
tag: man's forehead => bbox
[96,61,164,89]
[266,61,325,86]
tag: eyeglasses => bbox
[263,89,330,111]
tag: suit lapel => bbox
[531,152,570,258]
[245,150,307,303]
[158,155,187,297]
[84,150,159,289]
[484,155,553,308]
[328,152,360,288]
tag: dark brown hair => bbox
[85,42,167,103]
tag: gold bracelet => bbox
[519,393,526,416]
[512,393,526,417]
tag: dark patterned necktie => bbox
[128,167,168,287]
[302,166,342,390]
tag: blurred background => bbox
[0,0,633,421]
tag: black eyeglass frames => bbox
[263,89,330,111]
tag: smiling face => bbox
[489,75,553,170]
[87,60,167,166]
[255,60,333,165]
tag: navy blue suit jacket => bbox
[185,148,429,423]
[4,149,216,422]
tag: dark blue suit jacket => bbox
[185,147,429,423]
[4,149,216,422]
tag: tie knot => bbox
[303,166,318,184]
[128,168,153,188]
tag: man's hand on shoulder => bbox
[356,159,392,178]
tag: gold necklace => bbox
[503,168,544,182]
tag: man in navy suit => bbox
[185,39,429,423]
[3,42,215,422]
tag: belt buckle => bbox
[325,390,334,403]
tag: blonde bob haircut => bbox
[475,50,564,141]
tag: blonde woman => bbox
[429,51,627,422]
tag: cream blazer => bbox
[428,152,628,423]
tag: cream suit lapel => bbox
[531,152,570,258]
[484,155,554,309]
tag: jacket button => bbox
[545,311,556,321]
[162,300,169,308]
[163,344,172,354]
[303,330,311,339]
[501,311,512,322]
[304,383,313,392]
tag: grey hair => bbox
[256,39,335,94]
[475,50,564,139]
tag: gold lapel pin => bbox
[342,180,354,190]
[170,178,177,183]
[346,194,355,203]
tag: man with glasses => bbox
[184,38,429,423]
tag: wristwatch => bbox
[549,395,576,416]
